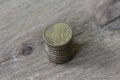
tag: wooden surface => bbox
[0,0,120,80]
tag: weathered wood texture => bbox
[0,0,120,80]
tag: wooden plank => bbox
[0,0,120,80]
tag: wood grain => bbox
[0,0,120,80]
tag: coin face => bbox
[44,23,72,46]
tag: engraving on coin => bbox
[44,23,72,46]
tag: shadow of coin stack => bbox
[43,23,75,64]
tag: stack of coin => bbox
[43,23,75,64]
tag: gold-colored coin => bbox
[44,23,72,47]
[43,23,75,64]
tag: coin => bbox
[43,23,75,64]
[43,23,72,47]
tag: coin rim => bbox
[43,23,73,47]
[45,47,75,64]
[45,44,74,54]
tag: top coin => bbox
[44,23,72,47]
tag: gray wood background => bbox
[0,0,120,80]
